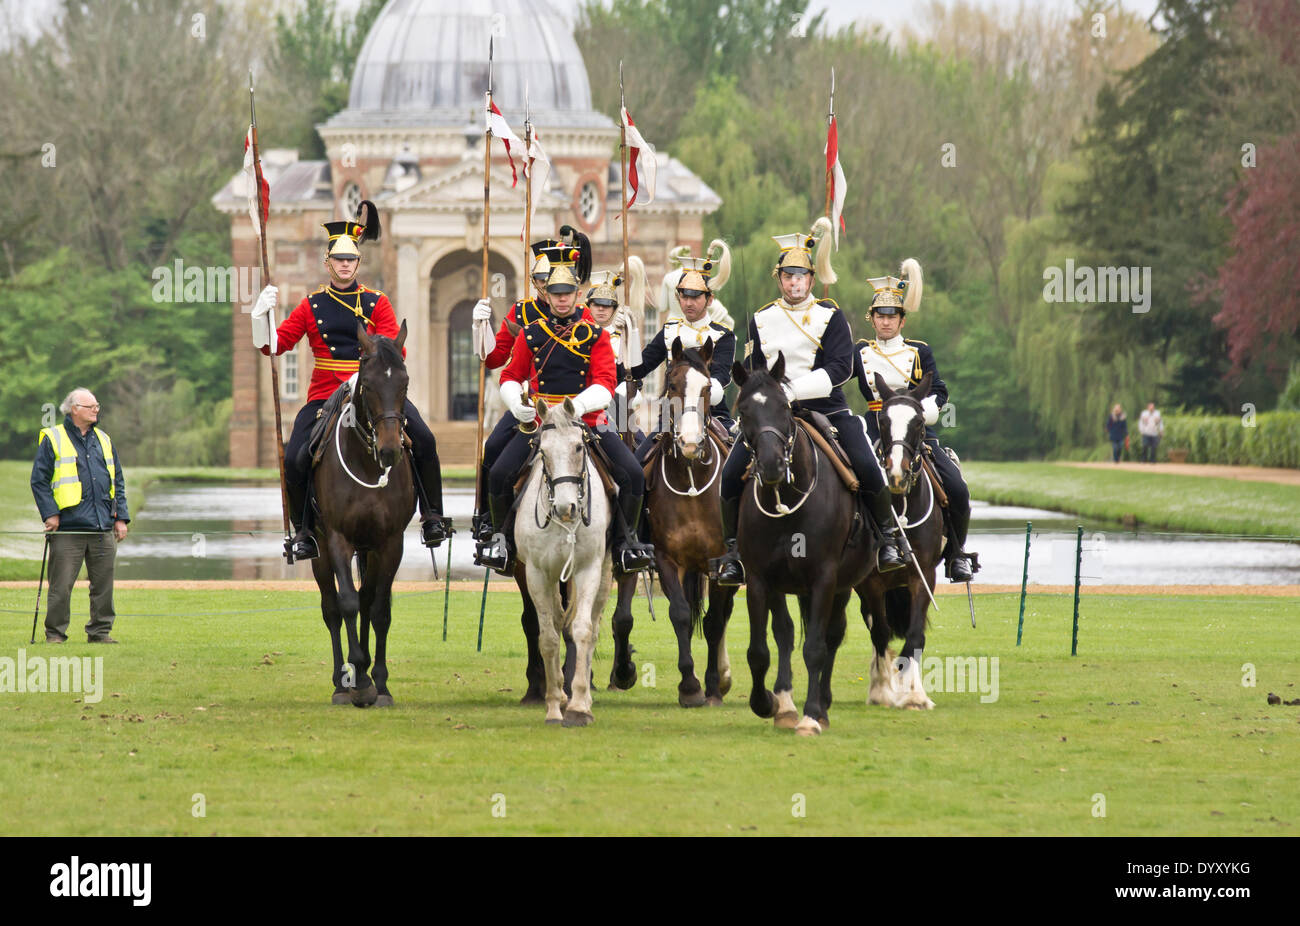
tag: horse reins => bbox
[335,372,407,490]
[532,421,593,582]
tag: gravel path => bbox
[1062,462,1300,486]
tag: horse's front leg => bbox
[702,581,736,705]
[562,557,605,727]
[745,577,778,721]
[370,537,402,708]
[516,570,546,705]
[607,572,638,691]
[658,560,703,707]
[328,534,376,708]
[527,563,566,725]
[858,578,899,706]
[795,577,835,736]
[770,593,798,729]
[312,542,350,705]
[897,572,935,710]
[810,589,849,732]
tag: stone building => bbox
[213,0,720,466]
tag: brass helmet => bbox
[868,258,923,316]
[324,199,380,258]
[771,216,836,285]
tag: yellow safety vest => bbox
[38,424,115,510]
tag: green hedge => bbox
[1162,411,1300,468]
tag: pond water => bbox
[102,483,1300,586]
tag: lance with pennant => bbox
[249,72,293,558]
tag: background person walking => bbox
[30,388,129,644]
[1139,401,1164,463]
[1105,404,1129,463]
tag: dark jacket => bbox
[1105,413,1128,443]
[31,416,129,531]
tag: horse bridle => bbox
[351,373,407,464]
[877,397,925,495]
[533,422,592,529]
[739,408,817,517]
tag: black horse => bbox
[731,352,878,735]
[310,321,416,707]
[856,372,946,709]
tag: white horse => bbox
[515,398,614,726]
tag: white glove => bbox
[785,369,833,403]
[251,285,278,352]
[709,378,724,407]
[921,395,940,426]
[612,306,632,331]
[472,298,492,322]
[500,381,535,424]
[569,385,612,418]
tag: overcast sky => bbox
[4,0,1165,47]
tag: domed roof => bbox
[328,0,613,130]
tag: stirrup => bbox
[946,553,973,583]
[421,515,452,548]
[474,536,513,575]
[285,531,319,562]
[614,541,655,576]
[877,534,907,573]
[471,512,495,543]
[709,543,745,587]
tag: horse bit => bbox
[335,377,406,490]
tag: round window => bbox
[342,182,362,219]
[578,180,601,225]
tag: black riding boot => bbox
[709,495,745,586]
[410,455,451,547]
[285,477,319,562]
[613,493,655,575]
[869,486,907,572]
[945,504,974,582]
[472,465,495,542]
[474,489,515,575]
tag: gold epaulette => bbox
[817,297,840,310]
[904,338,928,346]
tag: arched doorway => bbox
[428,248,516,421]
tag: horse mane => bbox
[366,335,405,369]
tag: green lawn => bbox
[965,462,1300,537]
[1,586,1295,835]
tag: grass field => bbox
[964,462,1300,536]
[1,585,1296,835]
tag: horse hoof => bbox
[608,665,638,691]
[818,715,829,730]
[545,717,562,725]
[795,716,822,736]
[718,673,732,697]
[705,695,724,707]
[774,711,799,730]
[351,685,378,708]
[519,690,546,706]
[561,710,594,728]
[331,691,352,705]
[375,694,394,708]
[679,689,707,709]
[905,699,936,711]
[750,691,775,719]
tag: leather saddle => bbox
[792,408,858,493]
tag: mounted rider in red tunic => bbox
[250,203,450,561]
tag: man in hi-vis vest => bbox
[31,387,129,643]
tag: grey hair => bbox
[59,387,92,416]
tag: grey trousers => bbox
[44,532,117,640]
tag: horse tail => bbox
[685,569,705,638]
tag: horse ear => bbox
[394,319,408,351]
[910,371,932,402]
[731,362,748,388]
[770,351,786,383]
[699,338,714,367]
[874,372,896,402]
[671,337,684,363]
[357,322,374,355]
[535,397,549,421]
[562,398,577,420]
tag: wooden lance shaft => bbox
[474,96,493,514]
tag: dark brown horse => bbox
[732,353,878,735]
[310,321,415,707]
[855,371,945,709]
[609,339,737,706]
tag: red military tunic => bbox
[499,303,614,428]
[262,283,405,402]
[484,298,552,370]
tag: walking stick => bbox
[29,534,50,644]
[249,74,293,561]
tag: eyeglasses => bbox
[76,403,101,410]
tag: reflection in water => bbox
[111,484,1300,586]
